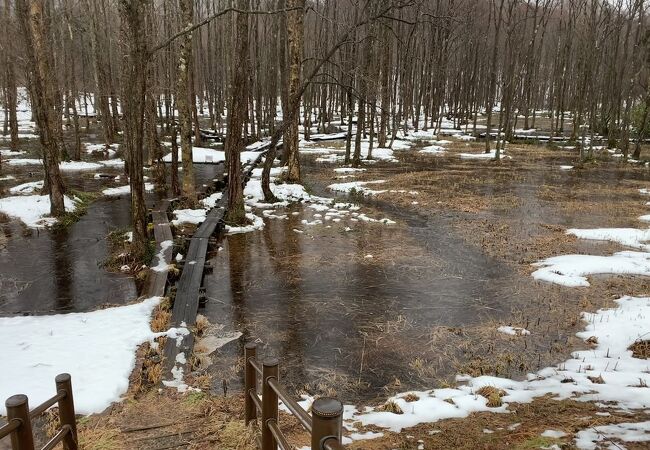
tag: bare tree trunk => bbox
[17,0,66,215]
[178,0,196,201]
[118,0,148,258]
[224,0,250,225]
[284,0,304,182]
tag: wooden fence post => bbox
[261,358,279,450]
[311,397,343,450]
[244,343,257,424]
[5,394,34,450]
[55,373,78,450]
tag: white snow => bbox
[102,183,154,197]
[567,227,650,251]
[152,240,173,272]
[172,208,206,226]
[98,158,125,168]
[5,159,102,171]
[327,180,387,196]
[575,421,650,449]
[459,150,506,159]
[5,158,42,166]
[59,161,103,171]
[163,146,259,164]
[9,180,43,195]
[0,175,16,181]
[85,143,118,156]
[419,145,446,155]
[497,326,530,336]
[531,251,650,287]
[0,297,162,415]
[541,430,567,439]
[560,165,574,170]
[0,194,78,227]
[334,167,366,174]
[225,212,265,234]
[201,192,223,209]
[0,149,26,156]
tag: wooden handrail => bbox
[244,343,345,450]
[28,392,65,419]
[267,419,292,450]
[0,420,21,440]
[267,377,312,432]
[41,425,71,450]
[1,373,78,450]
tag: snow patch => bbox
[0,297,162,415]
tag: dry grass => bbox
[403,393,420,402]
[195,314,210,336]
[77,420,121,450]
[378,399,404,414]
[208,421,257,450]
[150,307,171,333]
[476,386,507,408]
[629,339,650,359]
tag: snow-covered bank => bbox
[531,251,650,287]
[0,194,78,227]
[0,297,162,415]
[9,180,44,195]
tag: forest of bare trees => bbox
[1,0,648,254]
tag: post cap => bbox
[245,342,257,350]
[263,357,279,367]
[312,397,343,418]
[5,394,28,408]
[55,373,71,383]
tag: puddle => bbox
[203,198,521,399]
[0,163,220,315]
[202,152,650,402]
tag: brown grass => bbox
[403,393,420,402]
[476,386,507,408]
[629,339,650,359]
[378,399,404,414]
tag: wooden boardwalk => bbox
[162,153,265,376]
[143,199,173,298]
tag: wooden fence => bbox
[0,374,78,450]
[244,344,346,450]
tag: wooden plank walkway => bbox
[162,153,265,377]
[143,199,173,298]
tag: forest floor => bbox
[71,137,650,449]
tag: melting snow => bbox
[0,297,162,415]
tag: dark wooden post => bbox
[5,394,34,450]
[261,358,279,450]
[244,343,257,424]
[311,397,343,450]
[55,373,78,450]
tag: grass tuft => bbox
[379,399,403,414]
[629,339,650,359]
[476,386,506,407]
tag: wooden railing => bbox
[0,373,78,450]
[244,344,346,450]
